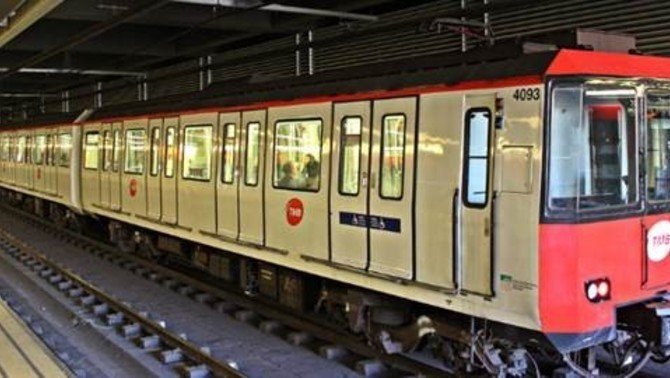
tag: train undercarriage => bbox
[2,189,669,377]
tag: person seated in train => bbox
[302,154,320,190]
[278,161,305,189]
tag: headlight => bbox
[585,278,611,303]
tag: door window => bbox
[221,123,236,184]
[57,133,72,167]
[84,132,100,170]
[380,114,406,199]
[34,135,46,165]
[102,131,112,171]
[339,117,362,195]
[245,122,261,186]
[164,127,176,178]
[182,125,212,181]
[273,119,322,191]
[47,134,55,166]
[26,137,32,164]
[124,129,146,174]
[150,127,161,176]
[112,130,121,172]
[0,137,8,161]
[463,109,492,207]
[16,136,26,163]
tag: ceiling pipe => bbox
[0,93,58,98]
[171,0,379,21]
[3,67,146,76]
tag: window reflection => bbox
[273,119,322,191]
[380,115,405,199]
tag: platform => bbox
[0,298,70,378]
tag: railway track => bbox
[0,227,244,378]
[0,203,451,377]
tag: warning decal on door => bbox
[339,212,401,233]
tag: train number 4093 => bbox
[513,88,540,101]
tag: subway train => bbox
[1,34,670,375]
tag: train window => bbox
[34,135,46,165]
[273,119,322,191]
[463,109,491,207]
[112,129,121,172]
[221,123,236,184]
[124,129,146,174]
[164,127,176,178]
[339,117,362,196]
[647,91,670,203]
[102,131,112,172]
[380,114,406,199]
[16,136,26,163]
[244,122,261,186]
[150,127,160,176]
[183,125,212,181]
[57,133,72,167]
[547,85,638,214]
[84,132,100,170]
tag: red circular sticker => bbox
[286,198,304,226]
[129,179,138,197]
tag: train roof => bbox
[4,44,670,129]
[87,47,670,122]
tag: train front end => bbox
[539,50,670,367]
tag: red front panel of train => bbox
[539,214,670,335]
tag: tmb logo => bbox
[129,179,138,198]
[647,220,670,262]
[285,198,304,226]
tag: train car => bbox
[2,32,670,375]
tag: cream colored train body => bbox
[0,84,543,328]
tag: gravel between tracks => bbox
[0,210,361,378]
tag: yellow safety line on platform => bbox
[0,299,69,378]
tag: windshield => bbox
[547,83,638,216]
[647,90,670,203]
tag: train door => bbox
[330,101,371,269]
[367,97,416,279]
[161,118,178,224]
[110,123,123,211]
[146,119,163,220]
[178,113,217,233]
[459,94,496,296]
[99,124,112,208]
[238,110,266,245]
[121,119,148,217]
[81,125,102,209]
[217,112,241,239]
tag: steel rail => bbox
[0,202,451,377]
[0,225,245,378]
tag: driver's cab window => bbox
[647,91,670,202]
[548,84,638,215]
